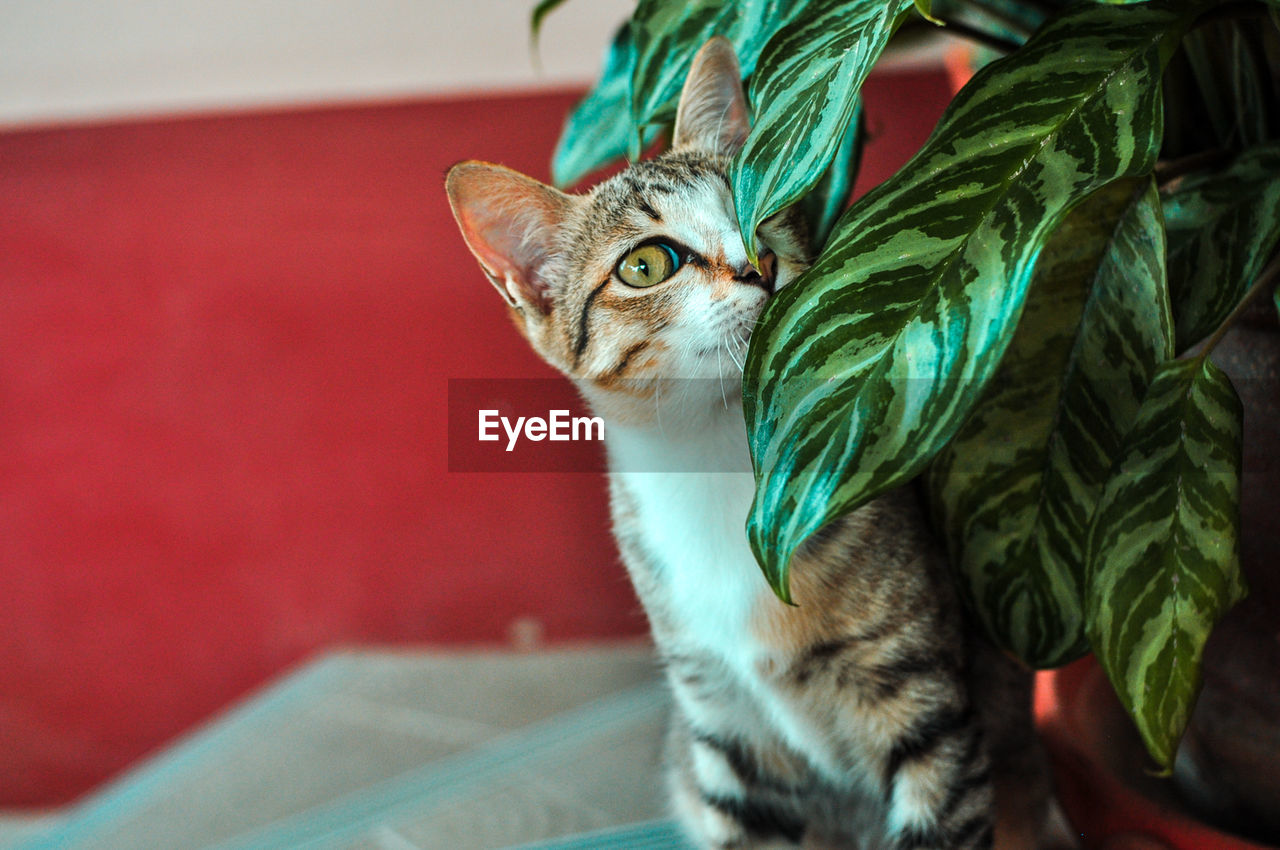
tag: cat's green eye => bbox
[616,243,680,288]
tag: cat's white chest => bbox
[607,413,766,670]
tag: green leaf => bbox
[628,0,820,155]
[1163,142,1280,351]
[629,1,750,151]
[931,0,1043,40]
[1228,26,1270,149]
[730,0,912,260]
[913,0,943,27]
[743,1,1190,601]
[551,24,661,188]
[1162,22,1280,159]
[927,179,1173,667]
[1085,357,1246,770]
[797,102,865,255]
[1181,28,1236,146]
[531,0,571,50]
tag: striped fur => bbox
[445,38,1051,850]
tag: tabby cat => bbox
[445,37,1052,850]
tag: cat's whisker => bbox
[654,378,666,437]
[717,345,730,410]
[726,336,745,372]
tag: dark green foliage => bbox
[549,0,1279,769]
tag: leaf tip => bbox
[768,575,796,607]
[734,205,761,268]
[627,126,643,162]
[913,0,944,26]
[749,521,794,605]
[744,234,760,269]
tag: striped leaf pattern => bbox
[551,24,662,189]
[729,0,912,259]
[742,1,1189,600]
[797,103,864,255]
[1161,21,1280,160]
[628,0,808,154]
[1181,23,1278,152]
[1085,357,1247,770]
[927,179,1173,667]
[1162,142,1280,352]
[554,1,804,185]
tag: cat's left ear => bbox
[445,161,571,315]
[672,36,750,156]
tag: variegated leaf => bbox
[1158,20,1280,159]
[628,0,818,154]
[927,179,1172,667]
[1227,26,1271,148]
[1085,357,1246,770]
[743,1,1190,600]
[1163,142,1280,352]
[730,0,912,260]
[551,24,662,189]
[797,103,864,255]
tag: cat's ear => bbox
[445,161,571,315]
[672,36,750,156]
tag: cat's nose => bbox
[734,249,777,295]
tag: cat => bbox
[445,36,1051,850]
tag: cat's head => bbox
[445,38,808,424]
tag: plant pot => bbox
[1035,658,1277,850]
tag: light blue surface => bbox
[24,651,671,850]
[21,653,352,850]
[209,681,669,849]
[502,819,694,850]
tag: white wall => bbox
[0,0,634,126]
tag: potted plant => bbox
[536,0,1280,845]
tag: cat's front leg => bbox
[878,702,995,850]
[661,656,816,850]
[666,716,810,850]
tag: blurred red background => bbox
[0,69,953,807]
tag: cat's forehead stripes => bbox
[588,151,729,225]
[557,150,739,371]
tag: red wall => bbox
[0,70,953,807]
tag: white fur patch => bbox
[886,761,943,837]
[606,405,848,783]
[691,739,746,798]
[607,410,762,672]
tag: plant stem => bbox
[1155,148,1232,187]
[936,17,1023,54]
[1192,250,1280,359]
